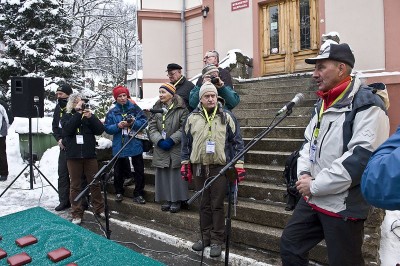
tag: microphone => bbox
[276,93,305,115]
[144,108,168,114]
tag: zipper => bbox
[318,121,333,158]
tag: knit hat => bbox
[166,63,182,71]
[305,42,355,68]
[202,64,219,78]
[159,83,176,95]
[56,84,73,96]
[199,81,218,99]
[112,85,130,100]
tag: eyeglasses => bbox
[167,71,177,77]
[203,55,216,60]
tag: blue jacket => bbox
[361,125,400,210]
[104,100,147,157]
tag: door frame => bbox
[258,0,320,76]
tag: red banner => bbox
[231,0,249,11]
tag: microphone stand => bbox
[187,108,294,266]
[74,120,148,239]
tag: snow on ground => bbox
[1,97,400,265]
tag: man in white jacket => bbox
[280,42,390,265]
[0,100,11,181]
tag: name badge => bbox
[122,128,129,136]
[76,135,84,145]
[310,142,317,163]
[162,130,167,139]
[206,141,215,154]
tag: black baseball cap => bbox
[305,42,355,68]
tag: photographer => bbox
[61,93,105,225]
[189,64,239,111]
[104,86,147,204]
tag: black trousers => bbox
[280,198,365,266]
[0,137,8,176]
[114,154,145,197]
[57,149,70,205]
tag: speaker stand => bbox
[0,117,58,198]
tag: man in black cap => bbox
[279,42,390,265]
[166,63,194,110]
[52,84,73,211]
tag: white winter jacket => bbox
[0,104,9,137]
[297,75,390,219]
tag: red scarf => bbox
[316,76,351,111]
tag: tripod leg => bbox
[225,181,233,265]
[33,164,58,193]
[102,173,112,239]
[0,164,29,198]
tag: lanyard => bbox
[162,103,174,131]
[313,82,351,140]
[202,106,217,139]
[173,76,183,87]
[60,107,66,118]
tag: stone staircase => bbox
[105,74,382,265]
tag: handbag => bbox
[135,128,153,152]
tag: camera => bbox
[124,114,134,123]
[211,77,219,85]
[81,99,90,110]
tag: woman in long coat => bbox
[148,83,189,213]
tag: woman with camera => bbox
[104,85,147,204]
[189,64,240,111]
[61,93,105,225]
[148,83,189,213]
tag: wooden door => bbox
[260,0,319,75]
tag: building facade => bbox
[138,0,400,130]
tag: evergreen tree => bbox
[0,0,78,85]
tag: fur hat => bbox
[112,85,130,100]
[202,64,219,78]
[56,84,73,96]
[199,81,218,99]
[160,83,176,95]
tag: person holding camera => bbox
[148,83,189,213]
[189,64,239,111]
[104,85,147,204]
[61,93,105,225]
[195,50,234,89]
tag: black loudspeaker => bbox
[11,77,44,118]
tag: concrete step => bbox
[238,91,317,102]
[233,106,313,117]
[234,99,316,110]
[244,150,291,166]
[234,74,313,88]
[243,137,304,152]
[105,187,328,265]
[240,126,306,139]
[237,116,310,127]
[143,155,289,186]
[234,84,311,95]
